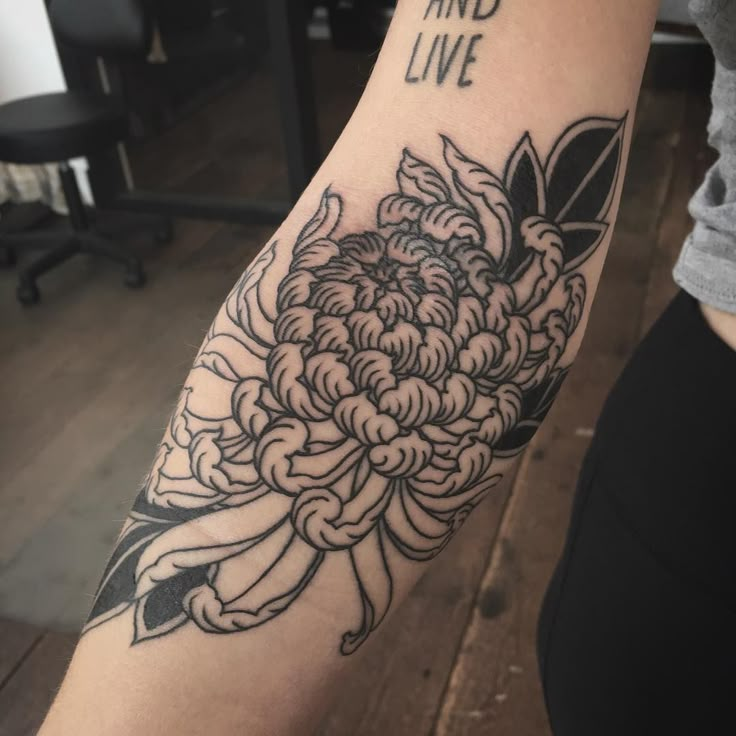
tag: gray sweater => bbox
[673,0,736,313]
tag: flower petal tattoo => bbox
[85,115,627,654]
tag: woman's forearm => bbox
[41,2,659,734]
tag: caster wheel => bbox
[154,220,173,244]
[125,262,146,289]
[0,247,16,268]
[17,280,40,306]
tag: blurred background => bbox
[0,1,716,733]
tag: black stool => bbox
[0,92,170,305]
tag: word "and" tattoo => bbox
[405,0,502,87]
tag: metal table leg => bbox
[267,0,322,203]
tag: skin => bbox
[701,303,736,351]
[40,2,661,734]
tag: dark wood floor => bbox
[0,44,713,735]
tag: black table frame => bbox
[55,0,321,225]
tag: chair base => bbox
[8,233,147,306]
[0,161,169,306]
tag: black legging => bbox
[537,291,736,735]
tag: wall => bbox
[0,0,66,104]
[659,0,694,25]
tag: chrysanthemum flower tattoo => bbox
[86,116,626,654]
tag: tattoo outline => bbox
[86,115,626,654]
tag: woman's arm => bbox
[41,2,659,734]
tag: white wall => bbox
[659,0,694,25]
[0,0,94,202]
[0,0,67,104]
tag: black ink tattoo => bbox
[406,32,486,87]
[85,116,626,654]
[407,0,500,87]
[423,0,501,22]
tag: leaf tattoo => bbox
[85,116,627,654]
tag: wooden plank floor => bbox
[0,45,713,735]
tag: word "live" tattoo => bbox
[405,0,502,87]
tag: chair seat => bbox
[0,91,128,164]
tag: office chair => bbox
[0,0,169,305]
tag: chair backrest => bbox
[48,0,152,57]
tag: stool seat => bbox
[0,91,128,165]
